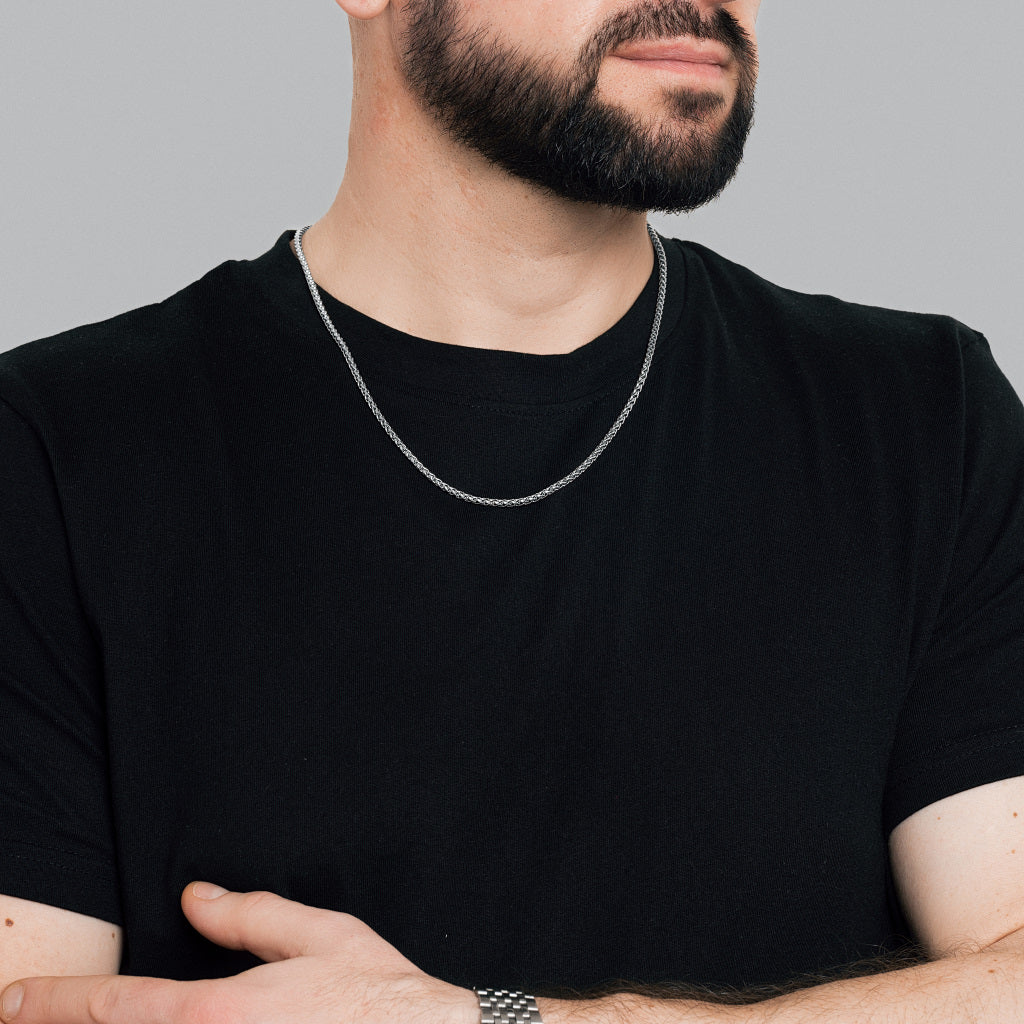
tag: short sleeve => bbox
[884,331,1024,835]
[0,395,122,926]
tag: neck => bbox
[295,83,656,356]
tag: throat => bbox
[288,219,658,356]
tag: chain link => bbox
[292,224,668,507]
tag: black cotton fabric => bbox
[3,229,1024,992]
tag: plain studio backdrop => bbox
[1,2,1021,394]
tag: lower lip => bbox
[614,56,727,79]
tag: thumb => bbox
[181,883,326,962]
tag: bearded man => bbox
[3,1,1024,1023]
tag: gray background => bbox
[3,2,1022,389]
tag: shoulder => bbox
[0,237,294,457]
[662,237,1012,490]
[669,236,985,369]
[0,257,238,426]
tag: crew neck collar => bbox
[248,228,689,407]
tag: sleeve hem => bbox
[884,728,1024,836]
[0,837,123,928]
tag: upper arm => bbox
[889,775,1024,959]
[0,893,121,979]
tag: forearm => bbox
[535,948,1024,1024]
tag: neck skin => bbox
[294,24,655,357]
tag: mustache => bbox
[587,0,756,67]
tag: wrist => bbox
[535,992,738,1024]
[534,994,623,1024]
[438,982,482,1024]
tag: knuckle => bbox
[85,977,121,1024]
[242,890,279,915]
[296,908,347,956]
[331,913,360,937]
[332,909,366,933]
[324,910,368,946]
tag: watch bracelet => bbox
[476,989,544,1024]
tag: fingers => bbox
[1,976,183,1024]
[181,885,338,962]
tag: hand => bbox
[0,883,480,1024]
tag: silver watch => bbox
[476,989,544,1024]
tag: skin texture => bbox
[0,896,121,976]
[0,886,480,1024]
[294,0,762,354]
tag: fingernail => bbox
[2,984,25,1021]
[192,882,229,900]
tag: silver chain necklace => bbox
[292,223,668,508]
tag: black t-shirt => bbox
[3,229,1024,992]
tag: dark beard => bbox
[400,0,759,213]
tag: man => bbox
[3,0,1024,1022]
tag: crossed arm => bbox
[4,776,1024,1024]
[538,944,1024,1024]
